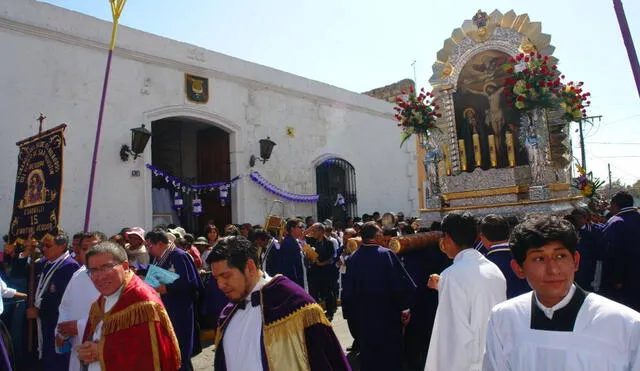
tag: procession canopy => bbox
[418,10,577,217]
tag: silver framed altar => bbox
[418,10,582,222]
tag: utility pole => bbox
[411,60,417,89]
[608,163,613,198]
[578,115,603,170]
[613,0,640,98]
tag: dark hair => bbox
[223,225,240,237]
[145,229,169,244]
[206,236,259,271]
[285,218,303,233]
[361,221,381,240]
[184,233,195,244]
[479,214,510,242]
[72,232,84,240]
[570,207,590,217]
[509,215,578,266]
[429,221,442,231]
[399,222,415,235]
[2,235,7,243]
[204,224,219,236]
[611,191,634,209]
[80,231,108,246]
[251,229,271,242]
[382,226,398,237]
[441,211,477,248]
[86,241,128,266]
[54,229,69,247]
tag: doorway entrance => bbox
[315,158,357,227]
[151,117,231,235]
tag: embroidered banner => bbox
[9,124,66,243]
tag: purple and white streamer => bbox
[249,171,319,203]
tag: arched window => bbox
[315,158,357,226]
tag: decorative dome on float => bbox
[407,9,587,223]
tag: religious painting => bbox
[185,74,209,104]
[453,50,527,171]
[9,124,66,243]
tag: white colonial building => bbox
[0,0,417,235]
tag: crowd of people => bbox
[0,190,638,370]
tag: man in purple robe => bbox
[26,231,80,371]
[342,221,417,371]
[269,219,305,288]
[208,235,350,371]
[146,230,204,371]
[602,191,640,311]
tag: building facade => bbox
[0,0,417,235]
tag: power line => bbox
[585,141,640,145]
[603,114,640,126]
[592,155,640,158]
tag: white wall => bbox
[0,0,416,235]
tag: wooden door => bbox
[197,126,231,235]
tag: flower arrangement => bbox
[558,79,591,122]
[573,162,604,198]
[502,52,562,111]
[393,86,441,146]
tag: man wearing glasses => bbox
[77,241,181,370]
[26,230,80,371]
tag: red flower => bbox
[530,51,536,56]
[523,69,530,74]
[561,74,565,79]
[435,113,442,118]
[537,53,542,59]
[586,101,591,105]
[524,56,530,62]
[409,86,414,93]
[509,57,516,63]
[507,67,514,74]
[517,96,524,102]
[516,54,523,61]
[526,83,532,89]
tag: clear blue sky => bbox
[41,0,640,185]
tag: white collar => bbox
[615,207,638,216]
[488,242,509,249]
[453,248,479,263]
[534,284,576,319]
[249,273,271,296]
[49,250,69,264]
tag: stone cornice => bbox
[0,14,394,120]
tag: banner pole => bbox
[83,0,126,231]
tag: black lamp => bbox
[120,124,152,161]
[249,137,276,167]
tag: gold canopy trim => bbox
[429,9,556,87]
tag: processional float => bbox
[394,10,599,225]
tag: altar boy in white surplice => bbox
[425,211,506,371]
[483,215,640,371]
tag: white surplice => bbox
[57,266,100,371]
[483,289,640,371]
[425,248,506,371]
[223,274,272,371]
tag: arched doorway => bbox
[151,117,231,235]
[315,158,357,227]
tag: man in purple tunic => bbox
[146,230,204,371]
[208,235,350,371]
[26,231,80,371]
[602,191,640,311]
[342,221,417,371]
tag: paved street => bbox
[193,307,358,370]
